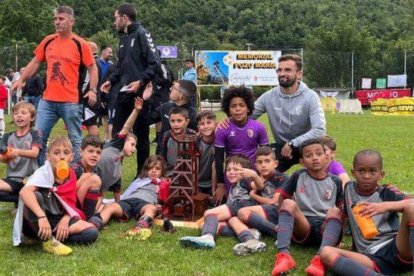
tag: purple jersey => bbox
[215,118,269,166]
[327,160,346,176]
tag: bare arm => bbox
[8,146,40,159]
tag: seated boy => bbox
[229,146,288,255]
[72,135,104,219]
[320,149,414,276]
[272,138,343,276]
[180,154,264,249]
[196,110,217,196]
[0,102,41,205]
[97,97,143,202]
[13,136,99,256]
[319,136,350,187]
[89,155,169,240]
[161,107,196,173]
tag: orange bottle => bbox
[352,203,379,239]
[56,160,69,179]
[0,144,12,162]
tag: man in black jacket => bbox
[101,3,160,174]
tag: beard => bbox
[278,76,297,88]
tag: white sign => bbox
[387,74,407,88]
[361,78,372,89]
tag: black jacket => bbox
[109,22,160,91]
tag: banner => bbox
[371,97,414,115]
[361,78,372,89]
[157,46,177,58]
[195,50,282,86]
[355,88,412,105]
[387,74,407,88]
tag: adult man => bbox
[101,3,160,174]
[12,6,98,165]
[252,54,326,172]
[182,58,197,84]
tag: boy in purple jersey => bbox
[214,86,269,204]
[320,150,414,276]
[272,138,343,276]
[319,136,350,187]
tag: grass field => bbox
[1,111,413,275]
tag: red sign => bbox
[355,88,412,105]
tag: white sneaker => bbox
[180,234,215,249]
[250,228,261,240]
[233,239,266,256]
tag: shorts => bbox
[261,204,279,225]
[227,199,256,217]
[83,115,98,127]
[367,238,412,275]
[2,178,24,193]
[107,179,121,193]
[117,198,151,219]
[292,216,325,246]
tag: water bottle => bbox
[56,160,69,179]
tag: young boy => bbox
[320,149,414,276]
[229,146,288,255]
[319,136,350,187]
[89,155,169,240]
[272,138,343,276]
[72,135,104,219]
[180,154,264,249]
[0,75,8,137]
[161,107,196,172]
[0,102,40,205]
[215,86,269,204]
[196,110,216,195]
[97,97,143,202]
[13,136,99,256]
[151,79,198,154]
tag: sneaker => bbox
[233,239,267,256]
[272,252,296,276]
[43,239,72,256]
[180,234,215,249]
[250,228,261,240]
[305,255,326,276]
[125,227,152,240]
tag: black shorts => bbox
[83,115,98,127]
[117,198,151,219]
[367,238,412,275]
[261,204,279,225]
[227,199,256,217]
[292,216,325,246]
[107,179,121,193]
[2,178,24,194]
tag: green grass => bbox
[1,111,413,275]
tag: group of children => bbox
[0,82,413,276]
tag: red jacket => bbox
[0,84,8,109]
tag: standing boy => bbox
[320,150,414,276]
[272,138,343,276]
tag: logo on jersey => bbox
[50,61,68,86]
[131,38,135,47]
[230,131,235,137]
[324,189,332,200]
[145,33,156,53]
[247,128,254,138]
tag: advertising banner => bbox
[195,50,281,86]
[157,46,178,58]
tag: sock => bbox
[409,222,414,273]
[237,230,255,243]
[332,256,380,276]
[88,214,104,230]
[66,227,99,245]
[318,218,342,254]
[277,210,294,253]
[201,214,219,237]
[83,189,101,220]
[217,223,236,237]
[248,213,278,239]
[136,215,153,229]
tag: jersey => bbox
[128,182,158,204]
[260,171,289,199]
[227,178,252,204]
[2,130,41,180]
[161,129,197,171]
[197,137,215,189]
[344,181,409,254]
[278,169,343,218]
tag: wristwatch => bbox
[88,88,97,94]
[287,140,294,148]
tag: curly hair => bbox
[221,86,255,117]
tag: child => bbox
[215,86,269,204]
[319,135,350,187]
[180,154,264,249]
[97,97,143,202]
[89,155,170,240]
[196,110,216,195]
[151,79,198,154]
[320,149,414,276]
[72,135,104,219]
[13,136,99,256]
[0,75,8,137]
[229,146,288,255]
[271,138,343,276]
[0,102,40,205]
[161,107,196,172]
